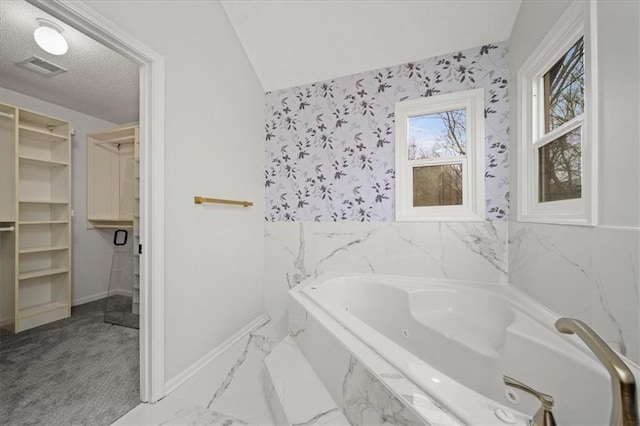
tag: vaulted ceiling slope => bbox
[0,0,138,124]
[221,0,522,92]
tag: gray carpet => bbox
[105,294,139,330]
[0,296,140,425]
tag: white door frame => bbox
[29,0,166,403]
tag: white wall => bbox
[596,0,640,226]
[80,1,266,383]
[508,0,640,363]
[0,87,133,305]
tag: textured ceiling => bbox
[1,1,521,121]
[221,0,522,92]
[0,0,139,124]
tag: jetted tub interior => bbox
[299,273,640,425]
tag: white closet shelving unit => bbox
[87,124,139,314]
[0,102,72,333]
[86,125,138,229]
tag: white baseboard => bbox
[164,313,270,395]
[73,291,108,306]
[72,288,133,306]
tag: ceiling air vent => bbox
[15,56,67,78]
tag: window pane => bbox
[408,109,466,160]
[539,127,582,202]
[544,38,584,132]
[413,164,463,207]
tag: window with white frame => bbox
[395,89,485,221]
[517,1,597,225]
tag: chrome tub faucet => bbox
[504,375,557,426]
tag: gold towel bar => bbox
[194,196,253,207]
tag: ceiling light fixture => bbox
[33,18,68,56]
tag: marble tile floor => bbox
[0,296,140,426]
[116,318,381,426]
[113,394,252,426]
[116,320,281,426]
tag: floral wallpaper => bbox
[265,42,509,222]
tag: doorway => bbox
[0,0,165,413]
[30,0,166,404]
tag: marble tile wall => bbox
[263,335,351,425]
[509,222,640,364]
[265,220,639,366]
[265,221,508,340]
[169,319,277,424]
[116,315,359,426]
[116,319,279,425]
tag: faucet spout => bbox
[504,376,556,426]
[555,317,638,426]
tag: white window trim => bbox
[517,0,598,226]
[395,89,485,221]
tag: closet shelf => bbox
[19,220,69,225]
[19,267,68,281]
[91,224,133,229]
[88,217,133,222]
[19,156,68,167]
[18,301,67,319]
[19,200,69,205]
[19,125,68,142]
[91,134,136,145]
[88,218,133,229]
[89,125,137,140]
[19,245,69,254]
[19,109,67,128]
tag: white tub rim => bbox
[291,271,640,425]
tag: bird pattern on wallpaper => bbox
[265,42,510,222]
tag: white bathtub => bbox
[294,272,640,425]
